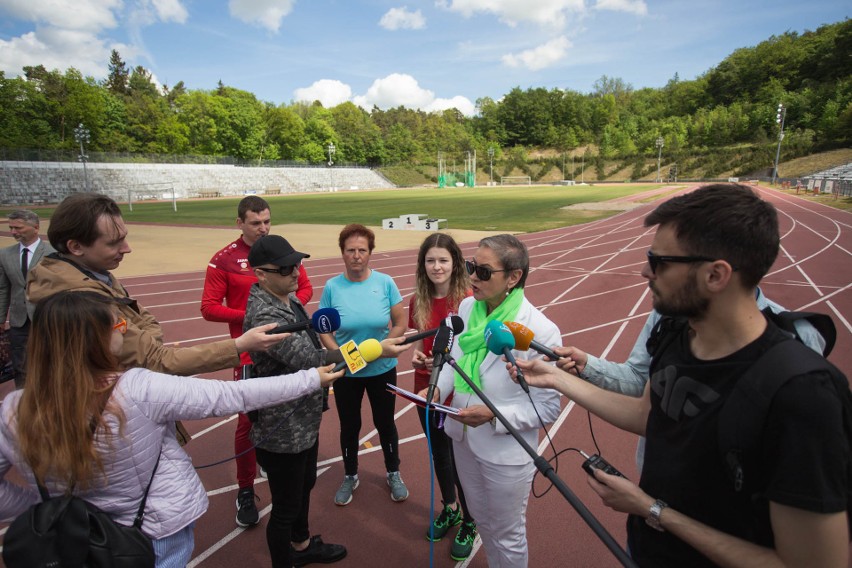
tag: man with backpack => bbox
[513,184,849,567]
[554,288,827,471]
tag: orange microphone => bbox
[503,321,561,360]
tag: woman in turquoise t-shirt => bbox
[319,224,409,507]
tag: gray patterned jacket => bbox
[244,283,328,453]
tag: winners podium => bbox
[381,214,447,231]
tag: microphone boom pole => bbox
[444,355,637,568]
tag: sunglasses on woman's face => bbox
[256,263,299,276]
[465,259,510,281]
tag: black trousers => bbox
[256,441,318,568]
[8,320,29,390]
[417,406,473,523]
[333,367,400,476]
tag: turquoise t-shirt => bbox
[319,270,403,377]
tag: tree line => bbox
[0,19,849,174]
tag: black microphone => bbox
[266,307,340,335]
[401,315,464,345]
[425,320,455,405]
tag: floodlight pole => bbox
[772,103,786,186]
[327,142,336,191]
[487,147,494,184]
[74,123,91,192]
[655,137,664,183]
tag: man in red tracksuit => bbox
[201,195,313,528]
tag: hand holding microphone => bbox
[400,315,464,345]
[266,307,340,335]
[484,320,529,393]
[503,321,561,360]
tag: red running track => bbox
[1,186,849,567]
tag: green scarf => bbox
[454,288,524,394]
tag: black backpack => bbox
[2,455,160,568]
[647,309,852,533]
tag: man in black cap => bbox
[243,234,347,568]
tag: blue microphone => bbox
[484,320,528,393]
[266,307,341,334]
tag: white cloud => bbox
[360,73,435,109]
[594,0,648,16]
[0,0,121,32]
[425,96,476,116]
[379,7,426,30]
[0,0,185,79]
[151,0,189,23]
[502,36,571,70]
[0,29,109,77]
[293,79,353,107]
[438,0,584,29]
[228,0,296,32]
[351,73,475,116]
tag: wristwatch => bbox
[645,499,667,532]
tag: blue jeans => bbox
[153,522,195,568]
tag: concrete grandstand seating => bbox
[0,162,395,205]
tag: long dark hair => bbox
[412,233,469,330]
[16,291,124,489]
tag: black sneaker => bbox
[235,487,260,527]
[292,535,347,566]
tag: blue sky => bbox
[0,1,848,115]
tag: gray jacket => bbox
[0,239,54,327]
[244,284,328,453]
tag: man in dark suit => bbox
[0,210,55,388]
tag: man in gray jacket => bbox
[0,210,55,388]
[244,235,347,568]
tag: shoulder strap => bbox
[646,316,689,374]
[291,299,322,349]
[761,307,836,357]
[32,450,160,529]
[718,338,847,493]
[133,451,161,529]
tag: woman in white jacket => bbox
[0,291,342,567]
[427,234,562,568]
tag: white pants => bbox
[453,437,536,567]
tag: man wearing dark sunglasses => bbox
[243,234,347,568]
[513,184,848,567]
[200,195,315,528]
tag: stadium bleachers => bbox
[802,162,852,197]
[0,162,395,205]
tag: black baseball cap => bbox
[248,235,310,267]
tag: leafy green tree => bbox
[264,104,305,160]
[105,50,129,95]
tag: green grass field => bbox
[1,185,663,233]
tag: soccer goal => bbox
[500,176,531,186]
[127,182,178,212]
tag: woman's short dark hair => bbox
[478,234,530,288]
[338,223,375,252]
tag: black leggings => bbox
[256,441,318,568]
[334,367,400,476]
[417,406,474,523]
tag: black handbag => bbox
[3,453,160,568]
